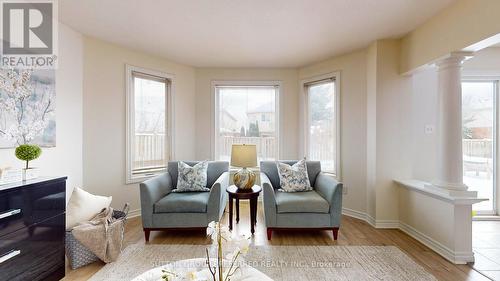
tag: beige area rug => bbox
[89,244,436,281]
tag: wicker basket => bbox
[65,204,129,269]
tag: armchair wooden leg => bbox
[267,228,273,240]
[332,227,339,240]
[144,228,151,242]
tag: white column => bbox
[433,52,473,191]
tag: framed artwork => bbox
[0,69,56,148]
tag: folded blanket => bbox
[72,207,124,263]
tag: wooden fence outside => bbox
[131,136,492,172]
[219,136,276,160]
[134,133,166,169]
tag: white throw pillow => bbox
[66,187,112,230]
[173,161,210,192]
[277,159,313,192]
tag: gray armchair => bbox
[260,160,343,240]
[140,161,229,242]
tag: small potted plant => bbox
[15,144,42,181]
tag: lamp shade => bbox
[230,144,257,168]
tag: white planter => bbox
[22,168,39,181]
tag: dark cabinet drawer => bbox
[0,179,65,238]
[0,214,65,281]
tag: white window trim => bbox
[300,72,341,180]
[211,80,282,162]
[125,64,175,184]
[462,75,500,216]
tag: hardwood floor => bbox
[64,202,492,281]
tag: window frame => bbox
[462,76,500,215]
[125,64,175,184]
[301,72,341,179]
[211,80,282,163]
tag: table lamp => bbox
[231,144,257,190]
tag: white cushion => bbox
[277,159,313,192]
[66,187,112,230]
[173,161,210,192]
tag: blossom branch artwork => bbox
[0,68,56,148]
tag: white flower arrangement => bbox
[161,221,251,281]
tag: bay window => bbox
[126,65,173,183]
[213,82,279,163]
[304,74,340,177]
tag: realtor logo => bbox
[1,0,57,69]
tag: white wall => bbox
[394,44,500,264]
[366,43,377,219]
[398,183,476,264]
[410,68,438,182]
[194,68,300,160]
[398,188,456,249]
[82,37,197,213]
[410,46,500,183]
[400,0,500,73]
[372,40,413,222]
[0,23,83,201]
[299,50,368,214]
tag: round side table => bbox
[226,185,262,234]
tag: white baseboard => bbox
[398,222,473,264]
[342,208,398,229]
[366,214,376,227]
[128,208,141,218]
[342,207,473,264]
[342,207,370,222]
[130,205,472,264]
[373,219,400,229]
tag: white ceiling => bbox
[59,0,456,68]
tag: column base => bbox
[431,180,468,191]
[426,182,477,198]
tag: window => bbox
[304,74,340,177]
[462,79,499,214]
[126,65,172,183]
[214,83,279,163]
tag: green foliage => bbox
[462,116,475,139]
[15,144,42,169]
[463,127,473,139]
[247,121,260,137]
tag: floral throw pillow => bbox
[277,159,312,192]
[173,161,210,192]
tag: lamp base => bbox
[233,167,256,190]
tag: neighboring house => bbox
[464,109,493,139]
[463,94,493,139]
[246,103,275,137]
